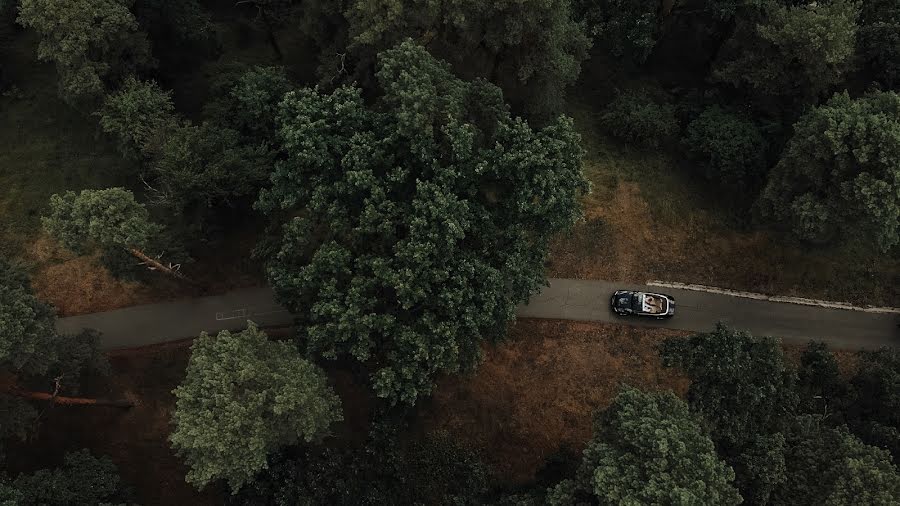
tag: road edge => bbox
[646,281,900,314]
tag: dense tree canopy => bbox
[759,91,900,251]
[170,323,342,492]
[339,0,590,116]
[715,0,859,104]
[257,40,587,404]
[659,323,798,450]
[600,89,678,147]
[234,429,489,505]
[548,387,742,505]
[772,416,900,506]
[859,0,900,89]
[152,122,273,214]
[16,0,155,104]
[847,348,900,459]
[576,0,660,64]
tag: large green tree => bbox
[16,0,155,105]
[715,0,859,104]
[257,40,588,405]
[576,0,661,64]
[758,91,900,251]
[170,323,342,492]
[660,323,798,501]
[548,387,742,505]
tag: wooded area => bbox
[1,0,898,504]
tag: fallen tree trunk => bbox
[7,388,133,408]
[128,247,196,285]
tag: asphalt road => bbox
[56,279,898,351]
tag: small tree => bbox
[547,387,742,505]
[170,323,342,492]
[16,0,155,105]
[758,91,900,251]
[9,449,130,505]
[97,77,179,160]
[42,188,188,281]
[683,105,768,189]
[600,89,678,148]
[204,65,294,144]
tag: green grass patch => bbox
[0,32,136,259]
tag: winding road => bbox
[56,278,898,351]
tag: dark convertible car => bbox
[610,290,676,319]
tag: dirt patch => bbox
[421,319,690,484]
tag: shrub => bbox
[600,89,678,147]
[683,105,768,189]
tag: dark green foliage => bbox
[233,429,489,505]
[0,259,58,376]
[170,323,343,492]
[16,0,155,105]
[847,348,900,459]
[771,416,900,506]
[152,123,273,213]
[257,40,587,404]
[600,89,678,148]
[343,0,591,117]
[205,66,294,145]
[858,0,900,88]
[10,449,129,505]
[715,0,860,104]
[659,323,798,451]
[133,0,214,45]
[557,386,742,505]
[577,0,660,64]
[42,188,162,253]
[0,261,107,446]
[683,105,768,189]
[758,91,900,251]
[796,341,852,418]
[97,77,178,160]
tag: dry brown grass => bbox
[421,319,690,484]
[25,236,162,316]
[550,170,900,306]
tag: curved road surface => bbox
[56,278,898,351]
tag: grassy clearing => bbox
[0,32,137,259]
[552,93,900,306]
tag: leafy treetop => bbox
[257,39,588,405]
